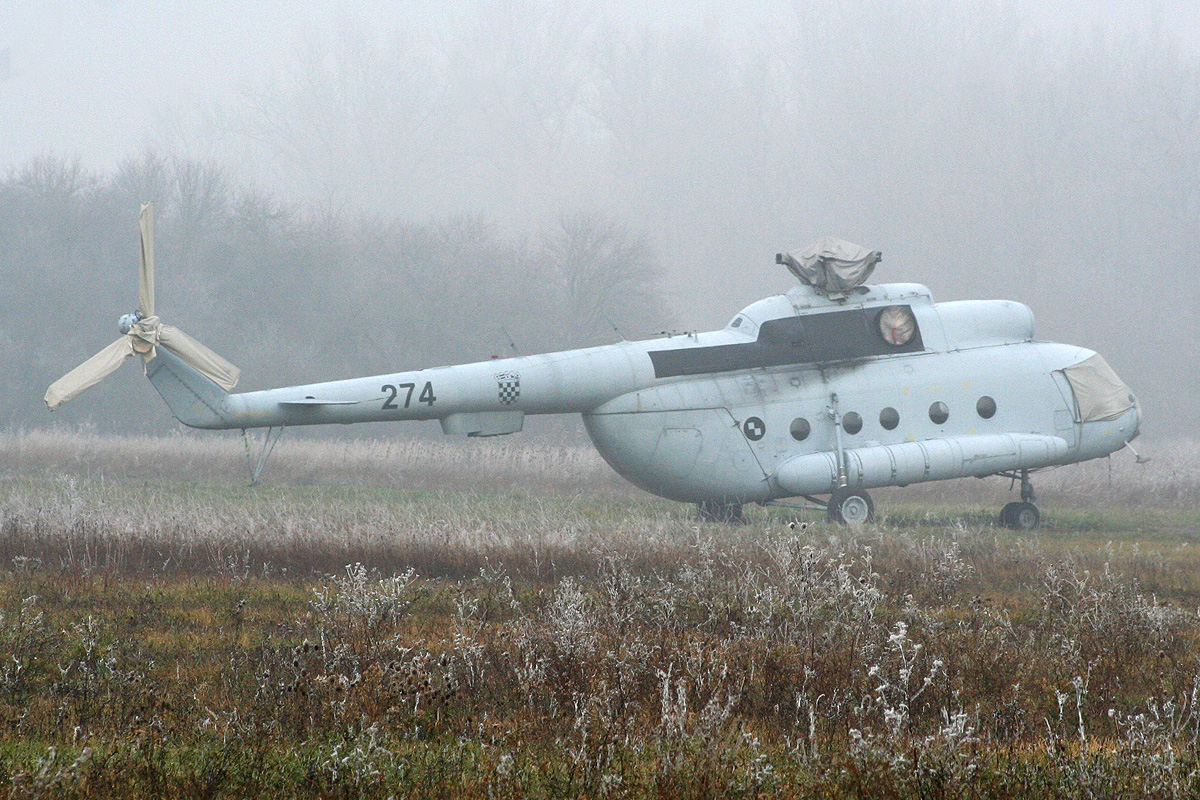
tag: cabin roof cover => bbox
[779,237,882,296]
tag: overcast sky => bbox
[3,0,1198,436]
[3,0,1197,173]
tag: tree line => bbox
[2,153,671,433]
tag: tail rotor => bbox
[44,203,240,410]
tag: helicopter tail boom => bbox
[144,338,647,432]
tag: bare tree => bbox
[541,212,664,342]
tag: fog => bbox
[3,0,1197,440]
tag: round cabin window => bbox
[790,417,811,441]
[842,412,863,435]
[929,401,949,425]
[879,407,900,430]
[977,396,997,419]
[878,305,917,346]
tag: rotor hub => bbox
[118,313,140,334]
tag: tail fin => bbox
[146,348,234,429]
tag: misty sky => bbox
[3,0,1199,439]
[4,0,1197,173]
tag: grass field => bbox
[0,429,1198,798]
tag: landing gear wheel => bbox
[999,501,1040,530]
[827,489,874,525]
[698,500,744,524]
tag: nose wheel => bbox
[999,469,1041,530]
[999,501,1040,530]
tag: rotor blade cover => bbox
[44,337,136,410]
[138,202,155,318]
[158,325,240,391]
[779,236,881,295]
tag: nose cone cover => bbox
[1062,354,1136,422]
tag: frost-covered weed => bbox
[656,669,735,768]
[918,536,975,601]
[319,724,394,789]
[569,681,626,784]
[746,536,882,648]
[597,554,645,635]
[1040,559,1188,686]
[0,595,47,695]
[545,577,598,658]
[1104,680,1200,798]
[856,621,944,742]
[7,746,92,799]
[49,614,145,729]
[312,562,418,642]
[451,594,488,689]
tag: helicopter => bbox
[46,205,1143,528]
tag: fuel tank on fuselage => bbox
[583,282,1140,503]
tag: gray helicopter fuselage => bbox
[147,282,1140,504]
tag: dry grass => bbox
[3,426,623,491]
[0,430,1199,798]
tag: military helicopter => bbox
[46,205,1143,528]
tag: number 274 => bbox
[381,382,436,410]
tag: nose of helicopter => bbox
[1062,354,1136,422]
[1061,352,1140,457]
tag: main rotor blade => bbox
[44,337,136,410]
[138,202,155,319]
[158,325,240,391]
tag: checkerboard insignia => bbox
[742,416,766,441]
[495,371,520,405]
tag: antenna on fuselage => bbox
[602,315,628,343]
[500,326,521,357]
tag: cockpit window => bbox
[727,315,757,337]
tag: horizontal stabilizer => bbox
[278,398,361,406]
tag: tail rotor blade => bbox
[46,204,240,413]
[44,337,137,410]
[138,202,155,319]
[158,325,240,391]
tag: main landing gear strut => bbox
[998,469,1040,530]
[756,490,877,526]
